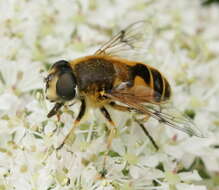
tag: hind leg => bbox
[109,102,159,150]
[133,116,159,150]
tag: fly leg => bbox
[109,102,133,112]
[133,116,159,151]
[47,102,63,118]
[109,102,159,151]
[56,103,75,121]
[99,106,116,177]
[56,99,86,150]
[56,112,62,122]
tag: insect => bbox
[44,21,204,151]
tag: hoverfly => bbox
[45,21,204,151]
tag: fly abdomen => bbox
[150,68,163,102]
[163,77,171,101]
[149,67,171,102]
[132,63,171,103]
[132,63,151,85]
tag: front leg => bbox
[47,102,64,118]
[56,99,86,150]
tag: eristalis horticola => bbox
[44,21,204,151]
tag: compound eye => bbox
[56,72,76,100]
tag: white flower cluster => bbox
[0,0,219,189]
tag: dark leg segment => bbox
[99,106,116,175]
[47,102,63,118]
[75,99,86,124]
[56,99,86,150]
[109,102,159,150]
[133,117,159,151]
[109,102,133,112]
[99,106,116,149]
[100,106,115,126]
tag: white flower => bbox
[0,0,219,189]
[176,183,207,190]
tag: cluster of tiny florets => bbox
[0,0,218,189]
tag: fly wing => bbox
[105,86,204,138]
[109,84,162,104]
[95,20,154,60]
[143,104,205,137]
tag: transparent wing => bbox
[105,86,204,138]
[142,104,205,137]
[95,20,154,60]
